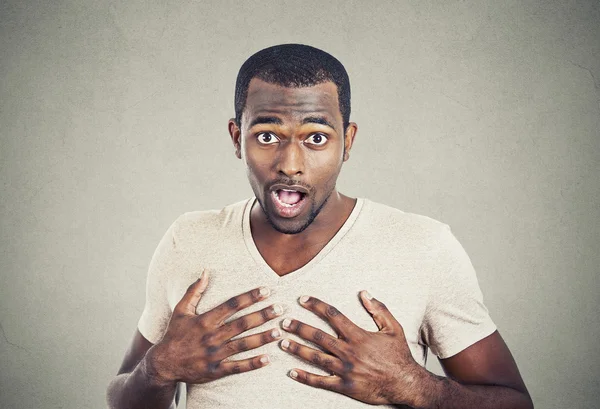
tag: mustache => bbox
[266,178,313,192]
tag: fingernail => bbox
[289,370,298,378]
[299,295,310,304]
[282,318,291,328]
[260,355,270,364]
[271,329,281,338]
[281,339,290,349]
[272,304,283,315]
[259,287,270,297]
[363,291,373,300]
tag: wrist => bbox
[399,365,444,409]
[142,344,177,388]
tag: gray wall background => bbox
[1,0,598,408]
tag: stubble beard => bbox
[257,187,334,235]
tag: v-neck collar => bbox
[242,197,364,282]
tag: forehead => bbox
[243,78,341,125]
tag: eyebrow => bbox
[248,115,336,130]
[302,116,335,130]
[248,116,283,128]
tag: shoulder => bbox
[166,198,250,246]
[172,198,248,230]
[358,198,452,249]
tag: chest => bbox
[255,241,327,276]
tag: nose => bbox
[277,140,304,178]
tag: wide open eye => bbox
[304,133,328,146]
[256,132,280,145]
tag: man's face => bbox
[229,78,356,234]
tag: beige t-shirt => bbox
[138,197,496,408]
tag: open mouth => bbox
[274,189,306,207]
[270,186,308,218]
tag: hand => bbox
[280,292,429,407]
[145,271,283,385]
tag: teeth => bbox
[273,190,301,208]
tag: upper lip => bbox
[270,184,309,195]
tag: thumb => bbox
[177,269,210,315]
[360,290,399,333]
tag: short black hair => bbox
[234,44,351,131]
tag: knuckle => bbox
[326,306,340,317]
[195,317,209,331]
[341,377,355,392]
[235,317,249,331]
[260,307,270,322]
[249,359,257,371]
[342,360,354,374]
[230,364,241,374]
[205,345,219,356]
[226,296,240,310]
[201,332,214,344]
[207,361,220,375]
[236,338,248,352]
[293,320,303,333]
[311,353,322,365]
[322,358,333,369]
[220,323,234,335]
[313,330,325,342]
[225,341,237,354]
[327,338,339,349]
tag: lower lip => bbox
[270,191,308,218]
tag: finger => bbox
[359,291,401,334]
[281,318,346,356]
[288,369,342,393]
[203,286,271,325]
[218,354,271,376]
[298,296,357,339]
[174,270,210,315]
[219,328,282,359]
[217,304,284,341]
[280,338,345,375]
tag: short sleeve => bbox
[137,218,179,344]
[420,224,497,359]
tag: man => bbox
[107,44,533,409]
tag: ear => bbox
[343,122,358,162]
[228,119,242,159]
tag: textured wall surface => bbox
[1,1,598,408]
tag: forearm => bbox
[106,352,177,409]
[407,371,533,409]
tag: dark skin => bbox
[280,295,532,408]
[106,273,283,409]
[107,78,533,408]
[230,78,532,408]
[229,79,358,276]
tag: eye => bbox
[256,132,279,145]
[305,133,328,146]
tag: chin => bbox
[257,192,330,235]
[266,216,314,235]
[261,200,316,234]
